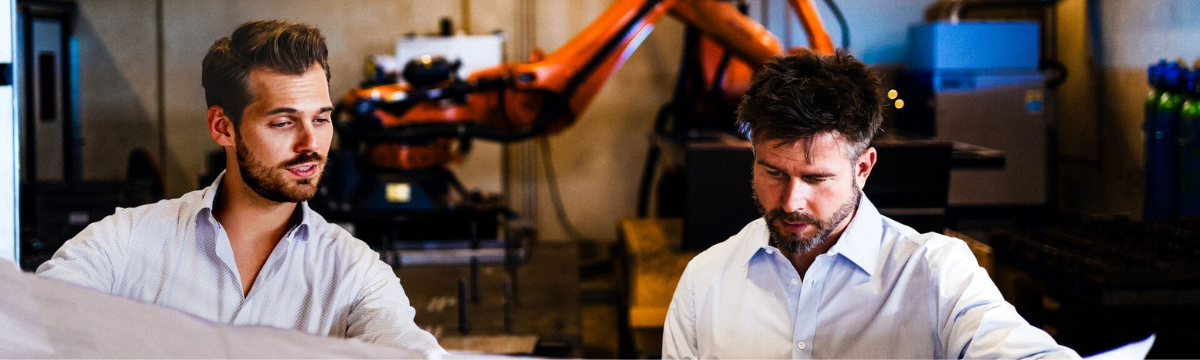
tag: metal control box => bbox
[899,21,1047,207]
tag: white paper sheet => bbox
[1084,334,1156,360]
[0,259,427,358]
[0,260,56,357]
[1,259,539,359]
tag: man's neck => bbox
[781,208,857,278]
[212,172,297,245]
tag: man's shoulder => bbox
[683,218,766,278]
[93,188,208,232]
[298,210,380,261]
[879,218,978,273]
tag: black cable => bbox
[538,138,589,241]
[636,144,660,218]
[821,0,850,49]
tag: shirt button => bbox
[766,249,774,254]
[798,341,807,350]
[790,278,799,285]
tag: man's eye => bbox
[314,118,331,124]
[805,177,829,184]
[271,121,291,128]
[766,169,785,178]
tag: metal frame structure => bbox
[1,0,18,265]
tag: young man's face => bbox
[751,132,875,254]
[233,64,333,203]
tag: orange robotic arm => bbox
[337,0,834,170]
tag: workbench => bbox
[616,218,696,358]
[396,241,581,357]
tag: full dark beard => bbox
[235,139,324,203]
[753,179,861,255]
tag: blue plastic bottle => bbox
[1146,60,1168,129]
[1179,65,1200,217]
[1145,62,1186,221]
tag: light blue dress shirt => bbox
[662,194,1079,359]
[36,172,444,355]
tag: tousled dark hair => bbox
[736,49,884,160]
[202,20,330,125]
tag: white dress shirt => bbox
[37,172,444,355]
[662,194,1079,359]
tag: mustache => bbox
[767,209,822,228]
[281,152,324,168]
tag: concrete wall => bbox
[67,0,677,242]
[61,0,964,243]
[1051,0,1104,216]
[1090,0,1200,217]
[75,0,159,182]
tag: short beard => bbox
[234,136,324,203]
[753,179,861,255]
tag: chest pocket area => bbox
[699,285,796,358]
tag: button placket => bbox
[793,257,832,359]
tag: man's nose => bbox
[294,122,318,153]
[781,179,810,213]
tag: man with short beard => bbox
[661,50,1079,359]
[36,20,444,355]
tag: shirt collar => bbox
[742,219,771,266]
[825,193,882,276]
[742,192,883,276]
[196,170,314,242]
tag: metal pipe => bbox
[458,279,470,334]
[503,277,514,333]
[947,0,1060,24]
[470,221,480,304]
[469,257,480,304]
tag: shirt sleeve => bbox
[35,212,125,293]
[345,250,446,356]
[662,264,698,360]
[932,237,1081,359]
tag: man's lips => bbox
[287,162,319,177]
[781,221,812,233]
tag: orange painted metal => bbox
[696,36,757,103]
[667,0,783,66]
[788,0,835,55]
[342,0,833,170]
[366,140,459,169]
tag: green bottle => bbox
[1180,64,1200,217]
[1146,59,1168,129]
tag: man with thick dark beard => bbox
[661,50,1079,359]
[36,20,444,355]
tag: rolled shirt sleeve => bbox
[662,263,698,360]
[36,212,126,293]
[933,240,1080,359]
[345,250,446,355]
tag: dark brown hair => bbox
[202,20,330,125]
[736,49,884,159]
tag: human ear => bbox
[855,147,877,189]
[207,106,236,147]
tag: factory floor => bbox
[579,241,623,358]
[395,240,627,358]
